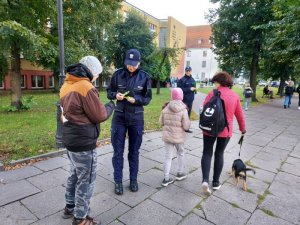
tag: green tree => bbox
[0,0,122,107]
[37,0,122,91]
[208,0,273,100]
[259,0,300,94]
[110,12,155,69]
[146,47,181,94]
[0,0,56,109]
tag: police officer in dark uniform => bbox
[178,66,196,133]
[107,49,152,195]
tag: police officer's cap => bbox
[124,49,141,67]
[185,66,192,71]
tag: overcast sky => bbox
[126,0,218,26]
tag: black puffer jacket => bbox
[60,64,115,152]
[285,86,294,96]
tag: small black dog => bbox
[231,159,256,191]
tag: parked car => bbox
[258,80,267,86]
[270,81,280,87]
[238,80,246,85]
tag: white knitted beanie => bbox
[79,56,103,78]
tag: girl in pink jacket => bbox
[159,88,191,186]
[201,71,246,195]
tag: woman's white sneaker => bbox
[202,182,211,195]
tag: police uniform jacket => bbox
[178,74,196,104]
[107,67,152,125]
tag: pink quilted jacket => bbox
[159,100,191,144]
[203,86,246,137]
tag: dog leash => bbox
[238,134,244,157]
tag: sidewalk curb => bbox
[0,137,110,171]
[0,130,163,171]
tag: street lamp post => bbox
[55,0,65,148]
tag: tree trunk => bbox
[250,43,260,102]
[156,50,168,95]
[53,72,60,93]
[156,80,160,94]
[278,77,286,97]
[98,76,103,92]
[277,72,289,97]
[10,42,23,109]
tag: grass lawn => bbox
[198,84,280,107]
[0,88,199,163]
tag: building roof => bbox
[123,1,159,21]
[186,25,212,49]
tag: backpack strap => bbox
[216,89,230,136]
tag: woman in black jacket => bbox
[296,83,300,110]
[283,81,295,109]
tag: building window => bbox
[203,50,207,57]
[0,79,4,89]
[187,50,191,57]
[102,79,109,87]
[201,72,205,80]
[31,75,44,88]
[149,23,156,32]
[49,76,54,88]
[202,61,206,68]
[186,61,190,67]
[198,39,203,44]
[93,78,99,87]
[21,75,26,88]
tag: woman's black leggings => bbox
[201,135,230,183]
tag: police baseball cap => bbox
[185,66,192,71]
[124,49,141,66]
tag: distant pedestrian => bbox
[263,85,273,98]
[283,80,295,109]
[200,71,246,195]
[170,76,175,88]
[159,88,191,186]
[243,84,253,110]
[177,66,196,133]
[296,83,300,110]
[107,49,152,195]
[60,56,115,225]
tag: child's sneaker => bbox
[161,178,175,187]
[212,181,222,190]
[202,182,211,195]
[72,216,99,225]
[62,207,74,219]
[175,173,187,181]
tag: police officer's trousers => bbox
[111,123,144,183]
[185,101,193,117]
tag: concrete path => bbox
[1,93,300,225]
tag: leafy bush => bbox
[1,95,35,112]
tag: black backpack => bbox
[199,89,229,137]
[244,88,252,98]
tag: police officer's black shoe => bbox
[115,182,123,195]
[129,180,138,192]
[185,129,193,133]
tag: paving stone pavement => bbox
[1,93,300,225]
